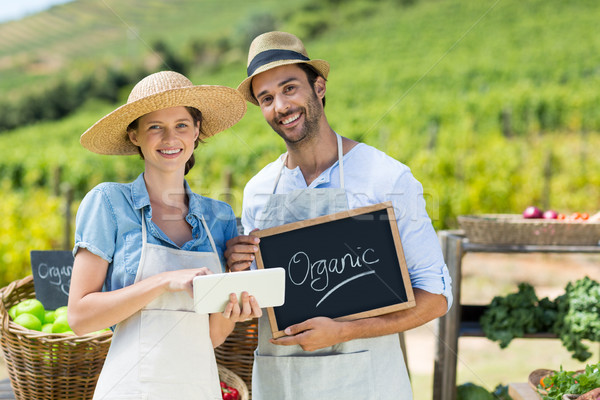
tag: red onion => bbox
[523,206,543,218]
[543,210,558,219]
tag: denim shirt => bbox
[73,173,238,293]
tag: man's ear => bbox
[314,76,326,99]
[127,129,138,145]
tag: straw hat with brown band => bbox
[81,71,247,155]
[237,31,330,106]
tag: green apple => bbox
[44,310,56,324]
[8,305,18,320]
[54,306,68,318]
[41,323,54,333]
[13,313,42,331]
[14,299,45,324]
[51,314,71,334]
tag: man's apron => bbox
[252,134,412,400]
[93,211,223,400]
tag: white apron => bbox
[252,134,412,400]
[93,210,223,400]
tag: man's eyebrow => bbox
[255,77,299,100]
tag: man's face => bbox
[251,64,324,146]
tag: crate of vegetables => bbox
[458,209,600,246]
[0,275,112,400]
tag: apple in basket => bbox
[13,313,42,331]
[12,298,46,324]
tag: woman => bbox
[68,71,261,399]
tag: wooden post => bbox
[542,150,552,212]
[53,166,62,197]
[501,108,512,138]
[62,183,74,251]
[223,167,233,206]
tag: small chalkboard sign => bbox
[253,201,416,338]
[30,250,73,310]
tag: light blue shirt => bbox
[73,173,238,292]
[242,142,453,310]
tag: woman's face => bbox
[128,106,199,175]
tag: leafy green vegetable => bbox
[540,361,600,400]
[480,283,556,348]
[553,277,600,362]
[492,384,513,400]
[456,383,495,400]
[481,277,600,361]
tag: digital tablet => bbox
[192,268,286,314]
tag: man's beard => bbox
[268,91,322,148]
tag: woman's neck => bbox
[143,170,188,216]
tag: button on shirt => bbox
[242,143,453,310]
[73,173,238,292]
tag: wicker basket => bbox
[0,275,112,400]
[215,319,258,398]
[458,214,600,246]
[218,364,250,400]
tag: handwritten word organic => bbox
[36,263,72,296]
[287,246,380,306]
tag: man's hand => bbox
[225,233,260,272]
[269,317,348,352]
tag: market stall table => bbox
[433,230,600,400]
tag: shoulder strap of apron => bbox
[199,216,219,254]
[336,133,345,189]
[271,133,346,194]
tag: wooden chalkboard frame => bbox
[253,201,416,338]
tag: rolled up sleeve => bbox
[73,186,117,263]
[389,172,453,311]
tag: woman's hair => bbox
[127,106,204,175]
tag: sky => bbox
[0,0,75,23]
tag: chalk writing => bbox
[36,263,72,296]
[287,246,380,306]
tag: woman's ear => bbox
[127,129,139,145]
[194,122,200,141]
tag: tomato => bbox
[557,213,567,220]
[581,213,589,220]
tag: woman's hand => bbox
[222,291,262,322]
[160,267,213,297]
[210,291,262,347]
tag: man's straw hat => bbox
[237,31,329,105]
[81,71,246,155]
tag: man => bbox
[225,31,452,399]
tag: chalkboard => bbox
[30,250,73,310]
[253,201,416,338]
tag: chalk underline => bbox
[315,270,376,308]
